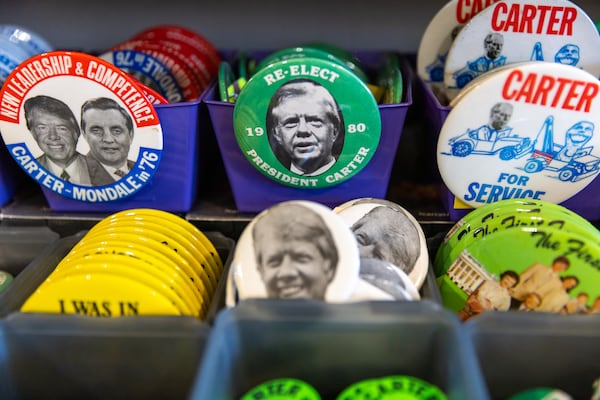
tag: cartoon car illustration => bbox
[447,128,534,160]
[523,116,600,182]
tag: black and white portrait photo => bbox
[231,200,361,302]
[266,79,345,176]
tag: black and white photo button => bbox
[333,198,429,290]
[230,200,361,303]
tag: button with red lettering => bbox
[99,49,185,103]
[417,0,498,103]
[437,61,600,209]
[0,51,163,202]
[443,0,600,101]
[131,25,221,77]
[230,200,360,302]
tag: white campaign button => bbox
[437,61,600,209]
[443,0,600,101]
[333,198,429,290]
[231,200,360,303]
[417,0,499,102]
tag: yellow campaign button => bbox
[45,255,196,317]
[21,272,183,317]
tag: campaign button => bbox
[438,224,600,320]
[434,198,600,275]
[0,36,33,84]
[241,378,321,400]
[437,61,600,209]
[336,375,447,400]
[376,52,403,104]
[301,42,368,83]
[131,25,220,75]
[506,388,573,400]
[0,24,53,57]
[111,39,204,100]
[231,200,360,303]
[0,51,163,202]
[0,270,13,294]
[443,0,600,101]
[233,56,381,189]
[333,198,429,290]
[417,0,498,103]
[99,49,185,103]
[255,46,368,82]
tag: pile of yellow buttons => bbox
[21,209,222,319]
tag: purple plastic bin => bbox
[205,52,412,213]
[39,99,206,213]
[0,136,25,207]
[420,76,600,222]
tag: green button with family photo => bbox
[438,224,600,320]
[233,56,381,189]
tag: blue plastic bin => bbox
[189,299,488,400]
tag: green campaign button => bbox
[336,375,447,400]
[255,46,368,82]
[0,270,13,294]
[438,224,600,318]
[506,388,573,400]
[233,56,381,189]
[240,378,321,400]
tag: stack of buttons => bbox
[226,198,427,305]
[20,208,223,320]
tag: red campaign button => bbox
[131,25,221,74]
[112,39,203,101]
[139,82,169,105]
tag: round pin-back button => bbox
[336,375,447,400]
[233,56,381,188]
[111,40,205,100]
[351,258,420,301]
[50,254,196,316]
[240,378,321,400]
[506,388,573,400]
[0,51,163,202]
[139,82,169,105]
[434,198,600,275]
[99,49,184,103]
[255,46,368,82]
[298,43,369,83]
[0,270,13,294]
[437,61,600,209]
[232,200,360,302]
[21,270,184,316]
[333,198,429,290]
[443,0,600,101]
[131,25,221,76]
[376,52,403,105]
[0,24,53,57]
[437,205,600,278]
[416,0,496,103]
[438,224,600,319]
[0,36,33,84]
[64,240,204,315]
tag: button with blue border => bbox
[0,51,163,202]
